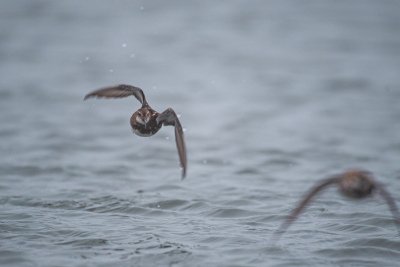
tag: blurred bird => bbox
[84,84,187,179]
[273,169,400,241]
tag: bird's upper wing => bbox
[272,176,340,242]
[84,84,147,106]
[157,108,187,179]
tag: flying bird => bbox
[273,169,400,241]
[84,84,187,179]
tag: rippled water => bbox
[1,1,400,266]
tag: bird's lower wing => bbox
[157,108,187,179]
[376,183,400,235]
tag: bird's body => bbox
[338,170,375,198]
[130,107,161,137]
[84,84,187,178]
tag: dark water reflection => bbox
[1,0,400,266]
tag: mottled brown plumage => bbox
[84,84,187,179]
[273,169,400,241]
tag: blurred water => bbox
[1,0,400,266]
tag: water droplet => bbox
[122,43,127,48]
[140,6,144,11]
[84,56,90,61]
[165,136,170,140]
[109,69,114,73]
[183,128,187,132]
[156,204,160,208]
[177,114,181,118]
[129,53,136,58]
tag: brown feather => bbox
[157,108,187,179]
[84,84,147,106]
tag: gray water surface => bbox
[1,1,400,266]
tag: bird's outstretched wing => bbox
[84,84,147,106]
[376,183,400,235]
[157,108,187,179]
[272,176,340,242]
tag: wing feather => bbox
[272,176,339,242]
[157,108,187,179]
[84,84,147,106]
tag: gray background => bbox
[1,1,400,266]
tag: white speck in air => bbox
[122,43,127,48]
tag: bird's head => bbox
[136,109,152,128]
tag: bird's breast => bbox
[130,114,161,137]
